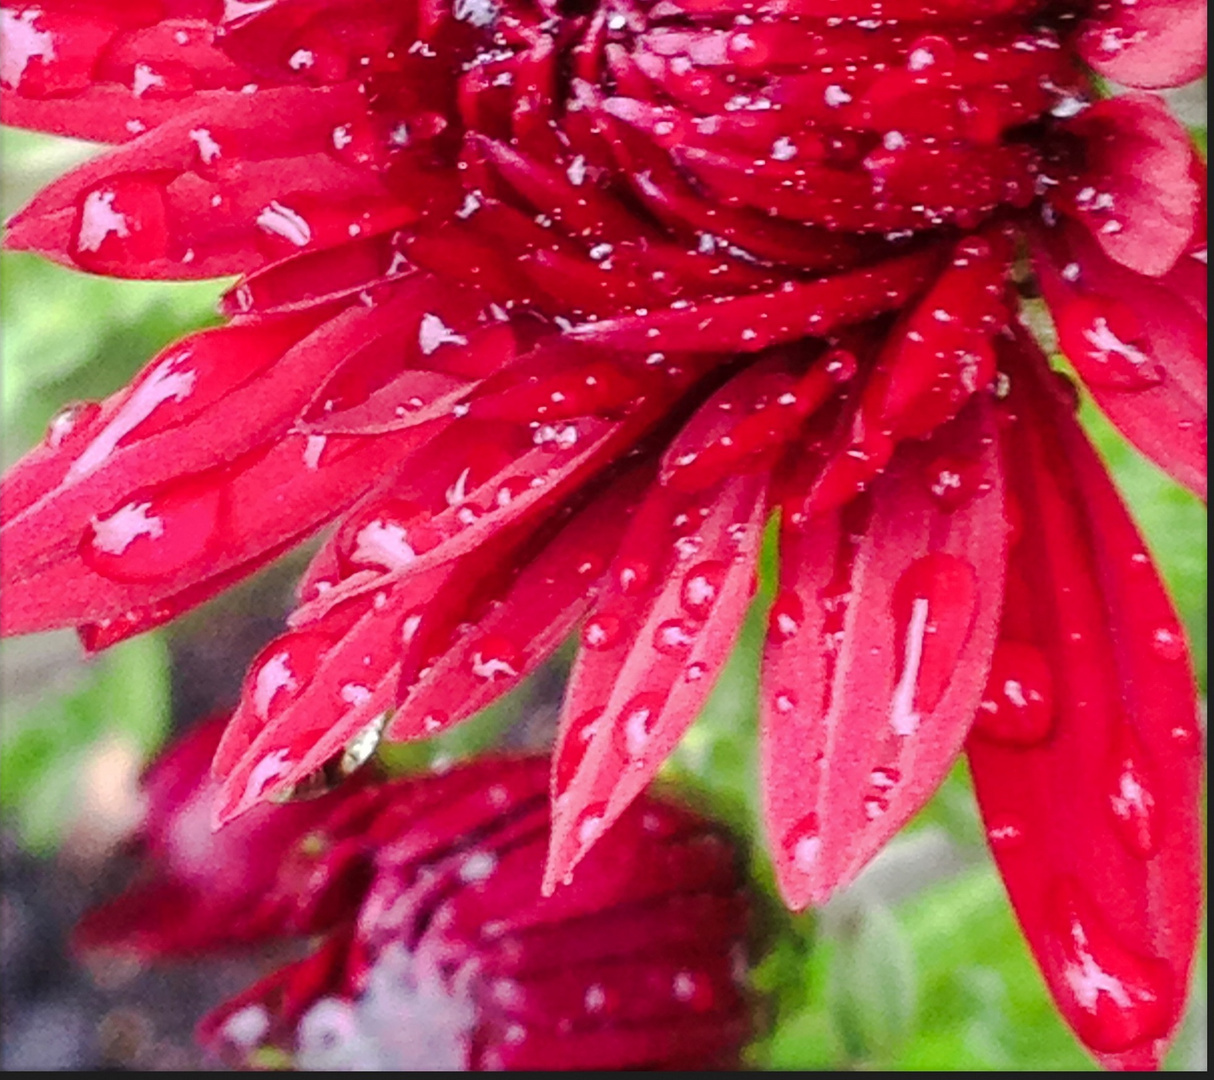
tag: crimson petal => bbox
[967,333,1202,1069]
[762,393,1007,908]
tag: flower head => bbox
[2,0,1206,1068]
[77,719,752,1071]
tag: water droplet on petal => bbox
[782,813,821,873]
[82,477,224,584]
[1045,878,1173,1053]
[863,794,888,820]
[985,815,1026,851]
[554,708,602,794]
[73,177,170,273]
[653,618,696,655]
[889,553,978,734]
[617,559,651,596]
[1149,626,1185,662]
[768,590,803,642]
[973,640,1054,745]
[469,634,521,680]
[870,766,901,790]
[672,970,715,1011]
[575,803,607,848]
[680,561,726,620]
[44,400,100,450]
[1107,729,1160,859]
[246,631,331,722]
[923,453,983,511]
[620,694,661,757]
[581,613,622,650]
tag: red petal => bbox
[762,393,1007,908]
[545,369,778,890]
[389,471,646,740]
[4,84,411,280]
[1033,219,1207,500]
[967,333,1202,1069]
[567,246,942,354]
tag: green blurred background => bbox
[0,124,1206,1071]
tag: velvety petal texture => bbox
[2,0,1206,1070]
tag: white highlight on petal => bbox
[1,8,55,90]
[76,190,130,253]
[889,596,929,736]
[69,355,197,479]
[418,313,467,355]
[256,201,312,246]
[90,501,163,555]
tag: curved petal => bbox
[1033,218,1207,500]
[967,332,1202,1070]
[1078,0,1207,90]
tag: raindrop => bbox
[621,695,660,757]
[889,554,978,734]
[1045,878,1173,1053]
[82,477,223,584]
[575,803,607,847]
[768,590,803,642]
[782,814,821,873]
[653,618,696,655]
[1107,731,1159,859]
[581,614,622,650]
[923,454,982,511]
[972,640,1054,746]
[985,816,1026,851]
[469,634,521,680]
[554,708,603,794]
[680,561,726,620]
[870,766,900,790]
[43,400,100,450]
[245,632,330,721]
[1149,627,1185,662]
[863,794,888,820]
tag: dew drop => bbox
[680,561,726,620]
[82,478,223,584]
[1107,730,1159,859]
[972,640,1054,745]
[782,813,821,873]
[985,815,1026,851]
[870,766,900,790]
[889,554,979,734]
[1045,878,1173,1053]
[1149,627,1185,663]
[554,708,602,794]
[616,559,651,596]
[621,694,661,757]
[575,803,607,847]
[768,590,803,642]
[581,613,622,650]
[469,634,521,680]
[672,970,715,1012]
[653,618,696,655]
[863,794,888,820]
[44,400,101,450]
[923,453,982,511]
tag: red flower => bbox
[1,0,1205,1068]
[77,719,752,1071]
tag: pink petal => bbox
[1055,94,1201,278]
[1078,0,1208,90]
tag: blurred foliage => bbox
[1,124,1207,1072]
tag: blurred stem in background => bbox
[0,125,1205,1072]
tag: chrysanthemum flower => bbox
[77,717,752,1070]
[1,0,1205,1068]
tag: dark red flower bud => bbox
[78,734,751,1071]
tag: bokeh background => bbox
[1,105,1207,1071]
